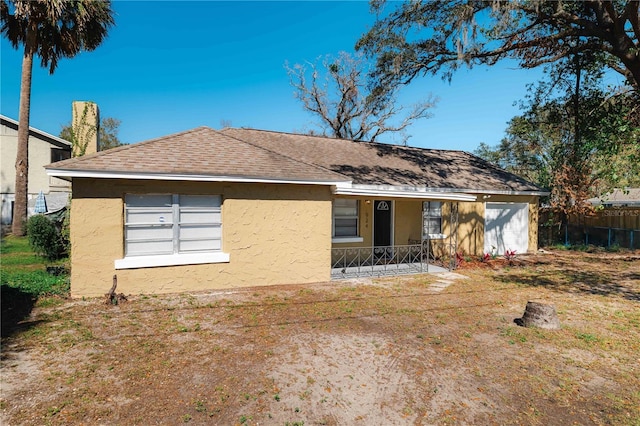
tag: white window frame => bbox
[423,201,446,239]
[332,198,363,243]
[115,194,229,269]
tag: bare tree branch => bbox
[286,52,437,144]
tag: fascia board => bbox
[334,186,477,202]
[45,168,350,186]
[337,183,549,197]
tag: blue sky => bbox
[2,1,552,152]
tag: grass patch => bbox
[1,235,69,297]
[1,235,70,337]
[1,270,69,296]
[1,234,32,255]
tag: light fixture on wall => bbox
[483,195,491,199]
[365,199,371,204]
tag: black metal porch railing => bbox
[331,240,458,279]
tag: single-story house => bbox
[46,127,548,297]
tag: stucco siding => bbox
[70,178,332,297]
[70,194,123,297]
[456,201,483,256]
[394,199,422,244]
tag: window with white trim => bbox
[333,198,359,238]
[124,194,222,257]
[422,201,443,237]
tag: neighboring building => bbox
[1,101,99,225]
[1,115,71,225]
[588,188,640,207]
[46,127,548,297]
[582,188,640,232]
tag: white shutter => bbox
[178,195,222,254]
[125,194,223,257]
[125,195,174,256]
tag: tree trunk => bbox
[12,47,34,236]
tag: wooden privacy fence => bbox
[572,207,640,229]
[539,207,640,249]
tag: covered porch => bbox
[329,186,477,280]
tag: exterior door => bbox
[374,200,392,247]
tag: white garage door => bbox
[484,203,529,254]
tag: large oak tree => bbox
[1,0,114,235]
[357,0,640,91]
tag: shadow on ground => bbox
[1,284,36,338]
[496,267,640,301]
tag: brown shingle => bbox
[49,126,545,193]
[221,128,544,192]
[47,127,349,183]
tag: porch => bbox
[330,242,453,280]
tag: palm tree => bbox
[1,0,114,236]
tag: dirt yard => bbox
[1,251,639,425]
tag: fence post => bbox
[565,224,569,246]
[631,230,634,249]
[608,228,612,248]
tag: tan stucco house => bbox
[46,127,548,297]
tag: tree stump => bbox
[515,301,560,329]
[105,274,127,305]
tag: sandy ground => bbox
[1,251,639,425]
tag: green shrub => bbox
[61,205,71,255]
[26,215,65,260]
[606,243,621,253]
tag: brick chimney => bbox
[71,101,100,157]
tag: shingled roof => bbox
[588,188,640,206]
[221,128,545,193]
[46,127,348,184]
[47,126,546,195]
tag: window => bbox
[423,201,443,237]
[51,148,71,163]
[333,199,359,239]
[125,194,174,256]
[117,194,226,268]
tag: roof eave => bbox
[46,168,548,199]
[45,168,350,186]
[334,186,477,202]
[1,114,71,149]
[448,188,550,197]
[345,183,549,197]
